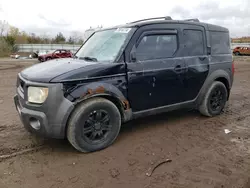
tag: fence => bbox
[231,43,250,49]
[17,43,250,54]
[17,44,82,54]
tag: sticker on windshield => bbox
[115,28,131,33]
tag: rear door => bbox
[66,50,73,57]
[180,25,209,101]
[53,50,61,58]
[60,50,68,58]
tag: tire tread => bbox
[199,81,227,117]
[67,97,121,153]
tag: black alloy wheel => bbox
[82,110,111,144]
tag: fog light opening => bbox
[29,117,41,130]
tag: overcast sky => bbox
[0,0,249,37]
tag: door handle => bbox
[199,56,206,61]
[174,65,182,73]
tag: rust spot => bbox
[87,89,93,95]
[122,100,130,110]
[82,87,105,97]
[95,86,105,93]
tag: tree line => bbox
[0,20,85,56]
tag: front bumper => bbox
[14,95,49,136]
[14,75,74,139]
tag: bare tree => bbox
[0,20,9,37]
[70,31,84,44]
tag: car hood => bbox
[20,58,125,83]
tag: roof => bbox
[104,17,229,33]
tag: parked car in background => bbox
[38,49,73,62]
[10,53,20,59]
[233,47,250,56]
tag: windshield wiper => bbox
[79,56,98,62]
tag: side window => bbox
[183,29,204,56]
[136,34,177,61]
[210,31,231,54]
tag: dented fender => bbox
[67,82,132,122]
[70,82,129,107]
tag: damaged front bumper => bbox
[14,74,74,139]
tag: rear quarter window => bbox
[210,31,231,54]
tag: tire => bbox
[46,57,52,61]
[199,81,228,117]
[67,97,121,153]
[38,58,43,62]
[234,52,240,56]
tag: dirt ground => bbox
[1,57,250,188]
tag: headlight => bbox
[28,86,49,104]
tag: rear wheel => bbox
[199,81,228,117]
[67,97,121,153]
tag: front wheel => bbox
[67,97,121,153]
[199,81,228,117]
[46,57,52,61]
[234,52,240,56]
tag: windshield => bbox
[75,28,134,63]
[47,50,55,54]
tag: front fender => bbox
[69,81,130,111]
[71,82,125,100]
[67,82,132,122]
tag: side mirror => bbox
[131,51,137,62]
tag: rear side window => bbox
[136,35,177,61]
[210,31,231,54]
[183,29,204,56]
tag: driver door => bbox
[53,50,61,59]
[126,28,187,112]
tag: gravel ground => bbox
[0,57,250,188]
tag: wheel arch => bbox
[214,77,230,99]
[64,82,132,137]
[196,69,231,106]
[76,94,127,121]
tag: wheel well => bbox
[215,77,230,98]
[100,95,125,122]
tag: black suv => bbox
[14,17,234,152]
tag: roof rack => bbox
[183,18,200,22]
[128,16,172,24]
